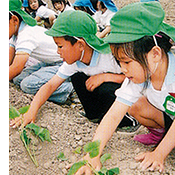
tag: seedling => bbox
[9,105,51,167]
[59,140,119,175]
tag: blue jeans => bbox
[13,62,73,104]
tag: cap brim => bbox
[15,9,37,26]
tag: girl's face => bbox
[54,2,65,11]
[29,0,39,10]
[53,37,82,64]
[110,45,146,84]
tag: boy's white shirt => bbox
[93,9,115,29]
[57,50,121,79]
[36,5,57,18]
[115,51,175,120]
[9,21,61,63]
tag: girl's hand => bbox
[10,112,36,129]
[86,74,105,92]
[135,151,164,173]
[67,154,102,175]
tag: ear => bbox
[76,39,86,51]
[148,46,162,63]
[11,15,20,25]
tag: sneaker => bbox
[117,113,141,135]
[133,127,165,145]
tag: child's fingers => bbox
[135,152,146,161]
[10,117,22,128]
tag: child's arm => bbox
[72,101,129,174]
[135,119,175,173]
[86,73,125,91]
[10,75,65,128]
[35,16,41,22]
[9,53,29,81]
[9,46,15,66]
[96,26,111,38]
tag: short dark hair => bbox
[63,35,78,45]
[9,11,23,23]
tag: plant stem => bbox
[19,128,39,167]
[87,162,100,175]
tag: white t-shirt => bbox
[9,21,61,63]
[36,5,57,18]
[93,9,115,30]
[57,50,121,79]
[115,51,175,119]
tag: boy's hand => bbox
[86,74,105,92]
[135,151,164,173]
[67,154,102,175]
[10,112,36,129]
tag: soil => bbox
[9,0,175,174]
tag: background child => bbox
[28,0,57,28]
[50,0,74,25]
[10,10,136,131]
[73,0,97,16]
[9,0,73,105]
[93,0,118,38]
[73,2,175,174]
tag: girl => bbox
[9,0,73,105]
[93,0,118,38]
[10,10,135,132]
[28,0,57,28]
[74,2,175,174]
[50,0,74,25]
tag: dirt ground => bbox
[9,0,175,174]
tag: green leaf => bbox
[100,153,111,165]
[57,152,68,161]
[108,167,120,175]
[9,106,20,119]
[99,167,108,174]
[26,123,51,142]
[18,105,30,114]
[67,160,87,175]
[73,146,82,154]
[83,140,100,158]
[20,129,31,146]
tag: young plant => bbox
[9,105,51,167]
[61,140,119,175]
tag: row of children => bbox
[9,0,174,173]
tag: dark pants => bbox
[71,72,121,121]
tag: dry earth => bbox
[9,0,175,174]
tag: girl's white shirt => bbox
[115,51,175,119]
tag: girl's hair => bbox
[9,11,23,23]
[90,0,98,11]
[100,1,106,9]
[74,6,94,16]
[51,0,71,8]
[110,32,172,87]
[28,0,46,11]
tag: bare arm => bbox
[9,54,29,81]
[9,46,15,66]
[86,73,125,91]
[74,101,129,174]
[96,26,111,38]
[10,75,65,128]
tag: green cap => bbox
[45,10,111,54]
[9,0,37,26]
[105,2,175,43]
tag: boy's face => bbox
[54,2,65,11]
[29,0,39,10]
[53,37,82,64]
[110,45,146,84]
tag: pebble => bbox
[44,161,52,169]
[129,162,138,170]
[75,135,82,141]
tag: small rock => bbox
[75,135,82,141]
[134,148,140,154]
[129,162,138,170]
[44,161,52,169]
